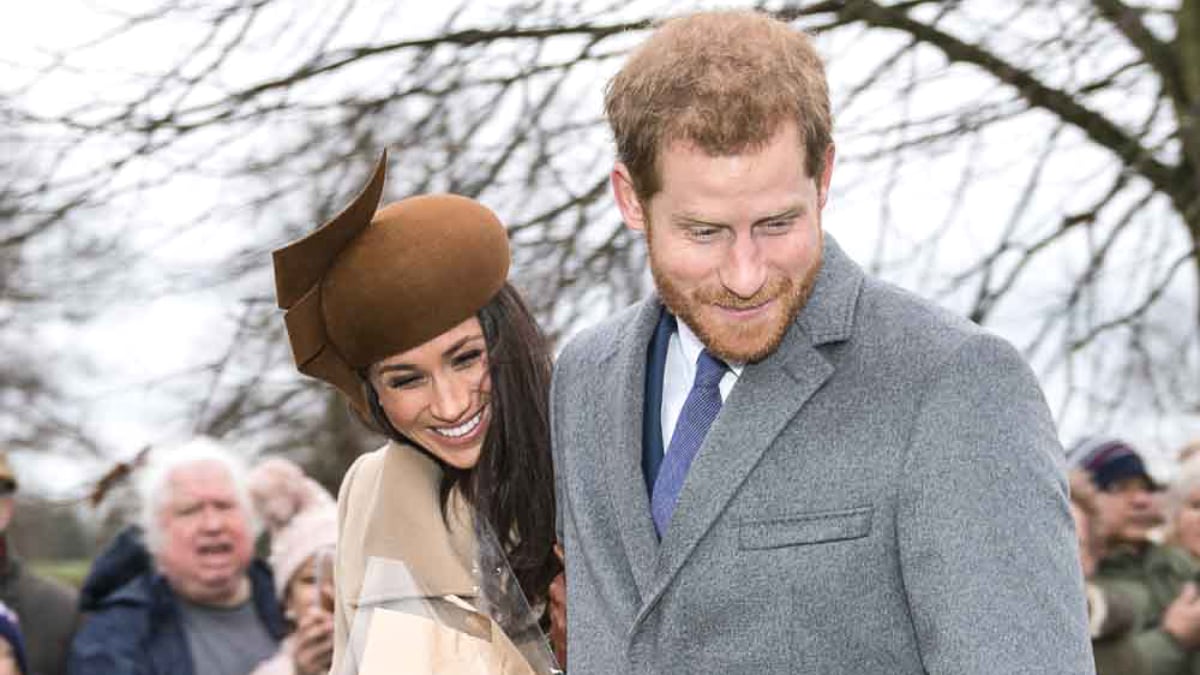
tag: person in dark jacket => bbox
[1072,437,1200,674]
[0,601,30,675]
[68,439,286,675]
[75,525,152,616]
[0,452,78,675]
[1069,469,1148,674]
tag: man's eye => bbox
[688,227,719,240]
[759,219,793,234]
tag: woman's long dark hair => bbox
[364,283,560,607]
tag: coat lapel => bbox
[635,236,863,624]
[360,444,478,601]
[600,297,664,600]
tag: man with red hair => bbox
[551,10,1093,673]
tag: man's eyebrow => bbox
[672,206,804,228]
[752,207,803,224]
[671,214,725,228]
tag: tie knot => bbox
[694,350,728,389]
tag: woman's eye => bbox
[452,349,483,368]
[386,376,421,389]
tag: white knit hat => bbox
[268,503,337,599]
[247,457,338,599]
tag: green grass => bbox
[30,559,91,588]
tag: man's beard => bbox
[650,242,822,364]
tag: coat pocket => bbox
[739,506,873,550]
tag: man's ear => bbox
[612,163,648,233]
[818,144,836,209]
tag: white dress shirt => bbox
[660,319,743,453]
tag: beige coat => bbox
[332,441,535,675]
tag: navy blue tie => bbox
[651,350,728,538]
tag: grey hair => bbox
[137,437,260,558]
[1161,455,1200,550]
[1167,456,1200,517]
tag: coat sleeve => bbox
[1129,627,1189,675]
[896,332,1095,674]
[67,606,151,675]
[550,346,571,545]
[22,570,80,675]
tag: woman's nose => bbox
[429,373,472,421]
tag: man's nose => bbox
[719,234,767,299]
[199,505,223,530]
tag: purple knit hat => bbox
[1068,437,1161,492]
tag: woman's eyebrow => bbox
[375,334,485,374]
[375,362,417,375]
[442,334,484,357]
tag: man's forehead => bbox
[165,461,237,496]
[1103,475,1154,493]
[662,122,802,161]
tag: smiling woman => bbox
[368,319,492,470]
[272,152,561,674]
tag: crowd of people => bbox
[1071,438,1200,674]
[0,434,1180,675]
[0,438,338,675]
[66,441,335,675]
[0,433,1192,675]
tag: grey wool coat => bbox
[550,236,1095,674]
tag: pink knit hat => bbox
[248,457,338,599]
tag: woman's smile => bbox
[429,406,488,443]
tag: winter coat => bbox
[67,525,287,675]
[333,442,539,675]
[1094,542,1200,675]
[1087,581,1149,675]
[0,551,79,675]
[551,237,1093,674]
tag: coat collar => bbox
[599,299,666,599]
[355,442,479,604]
[796,234,862,346]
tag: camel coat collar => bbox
[333,441,479,673]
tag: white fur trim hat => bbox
[247,457,338,598]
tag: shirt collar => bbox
[676,317,744,377]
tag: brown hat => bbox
[272,152,511,415]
